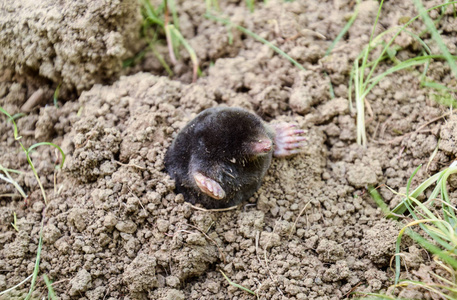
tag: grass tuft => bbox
[350,1,457,146]
[1,107,66,298]
[140,0,200,81]
[367,162,457,299]
[1,107,65,204]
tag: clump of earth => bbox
[1,0,456,299]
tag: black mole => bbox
[165,107,306,209]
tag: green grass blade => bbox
[10,113,25,121]
[0,168,22,175]
[348,67,354,113]
[25,221,44,300]
[369,0,385,44]
[43,274,57,300]
[53,83,61,108]
[408,229,457,269]
[368,185,390,216]
[0,107,20,140]
[28,142,66,170]
[324,72,335,99]
[325,0,360,56]
[439,167,457,222]
[167,0,180,29]
[205,13,306,72]
[219,270,256,295]
[408,197,453,238]
[401,29,432,55]
[352,292,397,299]
[141,0,164,27]
[391,170,442,216]
[362,2,457,88]
[412,0,457,78]
[170,26,199,82]
[0,275,33,296]
[365,54,457,98]
[353,58,367,146]
[362,59,428,99]
[406,165,422,196]
[0,165,27,199]
[396,280,456,299]
[395,226,407,285]
[245,0,254,13]
[148,42,174,76]
[422,80,455,91]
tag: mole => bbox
[164,107,306,209]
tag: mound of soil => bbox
[0,0,142,93]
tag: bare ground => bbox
[1,0,457,299]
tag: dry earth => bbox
[1,0,457,299]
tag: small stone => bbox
[186,233,206,246]
[156,219,169,233]
[43,224,62,244]
[347,162,378,188]
[98,233,110,247]
[82,246,95,254]
[316,239,345,263]
[68,208,88,232]
[259,232,281,249]
[55,237,70,254]
[304,278,313,287]
[124,253,158,293]
[289,87,316,114]
[166,275,180,288]
[206,280,220,293]
[316,97,348,124]
[33,201,45,213]
[115,220,137,234]
[174,194,184,203]
[69,269,92,296]
[166,289,185,300]
[100,161,116,175]
[103,214,117,230]
[224,231,236,243]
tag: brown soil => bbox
[1,0,456,299]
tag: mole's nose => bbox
[253,138,273,154]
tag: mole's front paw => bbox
[193,172,226,200]
[271,123,307,157]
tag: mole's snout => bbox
[252,138,273,154]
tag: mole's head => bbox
[195,108,272,162]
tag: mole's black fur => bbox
[165,107,274,209]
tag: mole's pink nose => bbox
[252,139,272,154]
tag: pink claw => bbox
[282,135,307,144]
[193,172,226,200]
[271,123,307,157]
